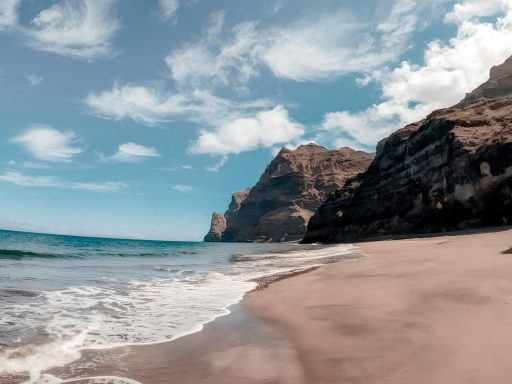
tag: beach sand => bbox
[49,228,512,383]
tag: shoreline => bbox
[247,228,512,383]
[250,266,321,291]
[9,228,512,383]
[4,245,360,384]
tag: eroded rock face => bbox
[205,144,373,242]
[204,188,251,242]
[204,213,226,242]
[303,56,512,243]
[490,56,512,81]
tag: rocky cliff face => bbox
[204,188,251,242]
[203,213,226,242]
[303,56,512,243]
[204,144,373,242]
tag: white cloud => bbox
[445,0,511,23]
[69,181,127,192]
[188,106,304,156]
[320,1,512,149]
[23,0,120,60]
[165,1,443,84]
[101,142,160,162]
[0,172,59,187]
[12,125,83,162]
[256,4,424,82]
[0,171,126,191]
[86,83,190,125]
[258,17,370,81]
[205,156,227,172]
[159,0,180,21]
[160,164,194,171]
[0,0,20,31]
[85,1,449,161]
[6,160,51,169]
[172,184,194,192]
[85,82,271,126]
[165,16,258,88]
[26,73,43,87]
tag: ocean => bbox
[0,229,362,383]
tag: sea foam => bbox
[0,231,362,382]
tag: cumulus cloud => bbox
[101,142,160,163]
[320,1,512,150]
[172,184,193,192]
[159,0,180,21]
[0,0,20,31]
[445,0,511,23]
[22,0,120,60]
[0,171,126,191]
[12,125,83,162]
[188,106,304,156]
[85,1,456,166]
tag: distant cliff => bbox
[303,56,512,243]
[205,144,373,242]
[204,188,251,242]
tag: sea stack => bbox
[205,144,374,242]
[303,55,512,243]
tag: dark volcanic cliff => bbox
[204,144,373,242]
[303,56,512,243]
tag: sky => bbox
[1,0,512,241]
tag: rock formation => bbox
[204,144,373,242]
[203,213,226,242]
[303,55,512,243]
[204,188,251,242]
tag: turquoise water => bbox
[0,229,361,383]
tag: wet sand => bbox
[45,229,512,383]
[48,303,306,384]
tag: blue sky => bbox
[0,0,511,240]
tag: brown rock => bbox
[303,55,512,243]
[205,144,373,242]
[490,56,512,80]
[204,188,251,242]
[203,213,226,242]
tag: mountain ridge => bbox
[303,55,512,243]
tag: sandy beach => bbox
[44,228,512,383]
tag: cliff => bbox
[203,213,226,242]
[204,188,251,242]
[303,56,512,243]
[204,144,373,242]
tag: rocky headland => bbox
[205,144,373,242]
[204,188,251,242]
